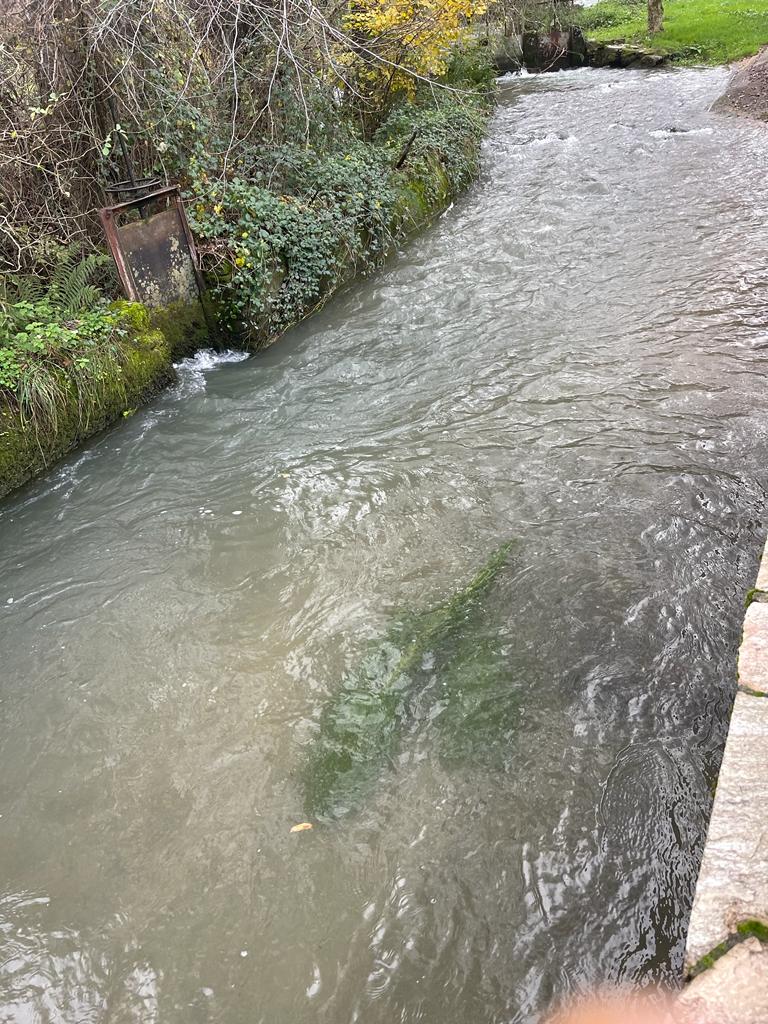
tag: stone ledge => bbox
[679,938,768,1024]
[585,40,669,69]
[684,692,768,970]
[756,536,768,591]
[738,601,768,696]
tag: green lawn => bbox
[576,0,768,64]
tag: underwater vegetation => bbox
[302,542,517,820]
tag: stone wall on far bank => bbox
[485,26,670,73]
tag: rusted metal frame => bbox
[99,205,139,301]
[100,186,189,302]
[100,184,218,341]
[100,186,180,301]
[105,177,162,205]
[103,184,179,217]
[172,192,207,299]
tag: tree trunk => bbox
[648,0,664,35]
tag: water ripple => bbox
[0,66,767,1024]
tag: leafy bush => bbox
[444,38,498,91]
[190,140,398,334]
[0,250,128,432]
[377,99,488,199]
[189,91,488,341]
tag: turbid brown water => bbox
[2,67,768,1024]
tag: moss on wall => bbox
[0,303,174,499]
[149,298,215,360]
[195,97,489,350]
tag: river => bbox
[2,67,768,1024]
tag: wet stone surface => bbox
[680,938,768,1024]
[685,693,768,969]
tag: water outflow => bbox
[2,67,768,1024]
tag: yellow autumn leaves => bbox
[340,0,487,103]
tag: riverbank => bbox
[576,0,768,66]
[1,65,765,1023]
[715,46,768,121]
[678,43,768,1010]
[0,91,491,501]
[192,95,491,348]
[0,302,175,500]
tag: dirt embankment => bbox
[716,46,768,121]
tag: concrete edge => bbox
[679,937,768,1023]
[684,537,768,976]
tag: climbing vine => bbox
[188,89,490,341]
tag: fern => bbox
[0,243,110,316]
[0,274,44,306]
[47,244,110,314]
[0,244,123,435]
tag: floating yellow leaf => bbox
[290,822,313,833]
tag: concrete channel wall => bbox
[681,539,768,1020]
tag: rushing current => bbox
[2,67,768,1024]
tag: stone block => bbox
[679,938,768,1024]
[738,601,768,696]
[755,538,768,592]
[637,52,667,69]
[685,693,768,970]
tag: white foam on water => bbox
[496,67,532,82]
[528,131,577,147]
[650,126,715,138]
[173,348,250,395]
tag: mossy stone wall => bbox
[0,304,174,499]
[221,119,488,352]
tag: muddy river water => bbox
[2,67,768,1023]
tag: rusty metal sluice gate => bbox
[99,185,207,313]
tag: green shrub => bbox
[190,140,399,335]
[190,93,488,341]
[0,249,130,433]
[444,38,498,91]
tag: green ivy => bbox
[188,90,489,341]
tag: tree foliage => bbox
[340,0,487,110]
[0,0,490,278]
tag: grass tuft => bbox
[0,249,132,440]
